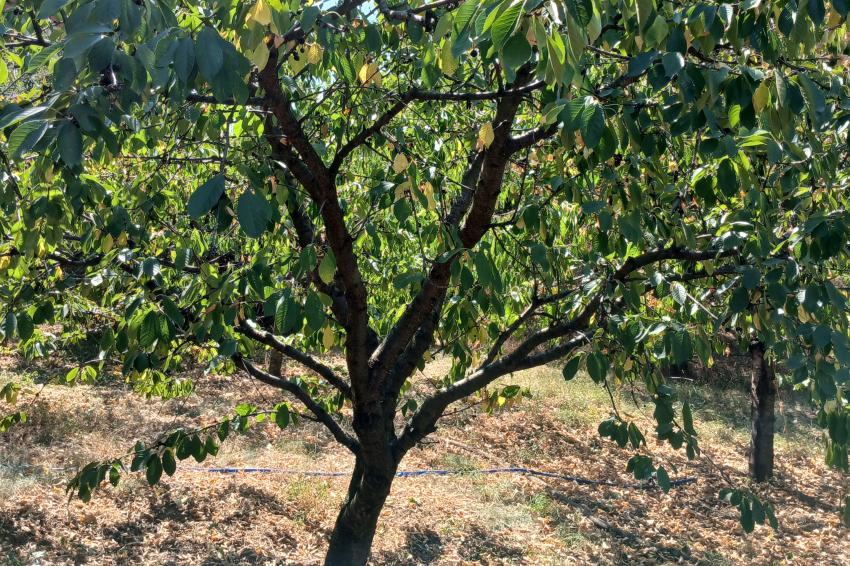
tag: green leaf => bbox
[275,296,302,335]
[453,0,479,31]
[8,120,48,158]
[304,292,325,333]
[57,121,83,167]
[740,500,755,533]
[741,267,760,290]
[644,15,669,47]
[274,403,290,428]
[682,401,696,435]
[52,58,77,91]
[301,5,320,31]
[586,352,608,382]
[807,0,825,25]
[580,103,605,149]
[717,159,738,196]
[318,251,337,285]
[729,286,750,313]
[139,311,160,348]
[187,175,226,219]
[173,37,195,83]
[490,1,523,50]
[37,0,72,19]
[109,465,121,487]
[196,27,224,81]
[161,297,185,326]
[501,34,531,72]
[162,449,177,476]
[16,312,34,341]
[562,355,582,381]
[798,74,829,130]
[237,191,273,238]
[274,296,289,334]
[656,466,671,492]
[661,52,684,77]
[0,106,49,130]
[670,282,688,305]
[566,0,593,27]
[146,454,163,485]
[3,312,17,340]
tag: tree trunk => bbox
[324,458,396,566]
[749,340,776,482]
[268,349,283,376]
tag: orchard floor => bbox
[1,353,847,565]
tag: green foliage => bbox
[719,488,779,533]
[1,0,848,543]
[67,400,295,498]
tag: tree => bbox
[749,339,776,482]
[2,0,850,563]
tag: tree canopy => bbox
[1,0,849,563]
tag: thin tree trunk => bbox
[324,458,395,566]
[749,340,776,482]
[268,349,283,376]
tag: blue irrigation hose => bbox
[181,465,697,489]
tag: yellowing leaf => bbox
[439,40,457,75]
[395,180,411,199]
[752,81,769,113]
[392,153,409,173]
[318,251,336,284]
[0,256,10,270]
[289,52,307,74]
[249,42,270,70]
[248,0,272,26]
[357,63,369,82]
[358,62,380,85]
[101,233,114,253]
[526,22,538,46]
[478,122,495,148]
[421,181,436,210]
[306,43,324,65]
[322,325,335,349]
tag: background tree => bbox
[1,0,849,564]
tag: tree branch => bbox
[259,44,372,389]
[237,321,352,400]
[409,81,547,102]
[368,73,531,384]
[235,356,360,455]
[394,244,742,455]
[330,94,414,172]
[377,0,425,23]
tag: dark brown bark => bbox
[749,340,776,482]
[324,459,396,565]
[268,349,283,377]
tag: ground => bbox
[1,352,848,565]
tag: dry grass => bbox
[0,353,848,565]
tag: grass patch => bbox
[440,452,479,474]
[525,492,587,548]
[282,478,332,524]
